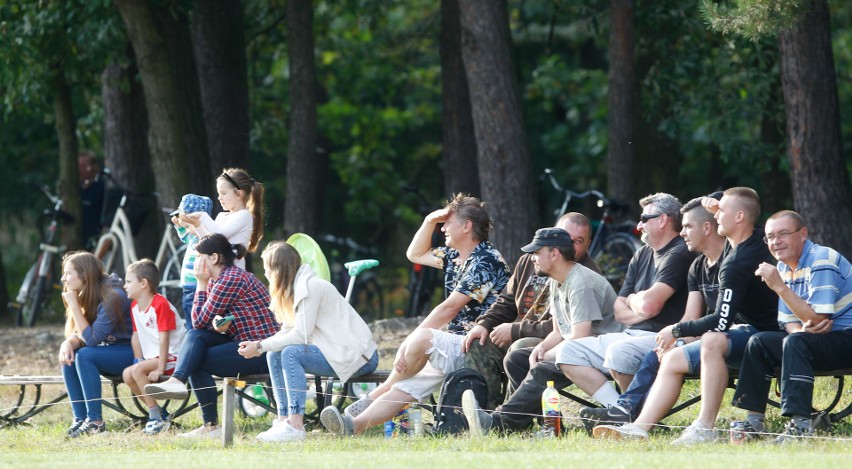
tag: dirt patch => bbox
[0,318,420,377]
[0,325,65,376]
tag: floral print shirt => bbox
[432,241,510,334]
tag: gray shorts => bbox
[392,329,466,401]
[556,329,657,375]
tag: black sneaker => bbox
[773,419,813,444]
[65,419,85,436]
[68,419,107,438]
[579,405,630,434]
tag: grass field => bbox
[2,378,852,469]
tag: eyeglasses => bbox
[763,227,803,244]
[640,213,664,223]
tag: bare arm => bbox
[627,282,676,319]
[417,291,472,331]
[406,209,449,268]
[756,262,821,324]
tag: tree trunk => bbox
[283,0,322,237]
[102,51,159,259]
[607,0,636,211]
[459,0,535,267]
[778,0,852,255]
[51,66,82,252]
[440,0,480,199]
[0,247,8,320]
[114,0,199,206]
[192,0,251,177]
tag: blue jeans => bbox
[617,349,660,419]
[681,324,759,374]
[266,345,378,417]
[182,286,196,331]
[62,344,133,421]
[172,329,269,424]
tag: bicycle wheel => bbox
[159,244,186,318]
[406,266,437,318]
[18,274,48,328]
[353,277,384,323]
[594,233,640,292]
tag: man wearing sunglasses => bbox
[593,187,778,444]
[556,193,695,411]
[729,210,852,443]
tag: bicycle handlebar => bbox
[540,169,609,207]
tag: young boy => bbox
[122,259,186,435]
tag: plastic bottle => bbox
[730,421,747,445]
[251,383,269,406]
[541,380,561,438]
[395,406,410,436]
[409,405,424,437]
[383,419,395,438]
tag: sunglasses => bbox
[640,213,664,223]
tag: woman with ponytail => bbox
[175,167,264,269]
[145,233,278,438]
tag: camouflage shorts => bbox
[463,337,507,409]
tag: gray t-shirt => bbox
[549,264,623,338]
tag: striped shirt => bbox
[777,240,852,330]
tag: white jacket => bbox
[259,264,377,382]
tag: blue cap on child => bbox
[170,194,213,217]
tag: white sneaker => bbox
[257,420,306,443]
[672,420,717,445]
[256,419,285,440]
[178,423,222,439]
[592,423,649,440]
[145,380,189,400]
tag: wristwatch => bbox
[256,341,264,353]
[671,323,682,339]
[675,338,686,348]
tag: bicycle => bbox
[9,184,73,327]
[401,184,443,318]
[540,168,642,291]
[93,171,185,316]
[318,234,384,322]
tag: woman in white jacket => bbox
[238,241,378,442]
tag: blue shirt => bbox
[777,240,852,330]
[432,241,510,334]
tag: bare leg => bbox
[695,332,729,429]
[132,361,160,409]
[611,371,633,393]
[560,364,609,396]
[631,348,690,432]
[351,388,416,435]
[367,329,434,399]
[288,414,304,431]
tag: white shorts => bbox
[392,329,466,401]
[556,329,657,375]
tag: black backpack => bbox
[433,367,488,435]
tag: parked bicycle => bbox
[401,185,442,318]
[318,234,384,322]
[540,168,641,291]
[93,171,185,315]
[9,184,73,327]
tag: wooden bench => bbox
[220,370,391,446]
[558,368,852,429]
[0,374,192,428]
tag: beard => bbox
[534,264,551,277]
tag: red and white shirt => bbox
[131,293,186,359]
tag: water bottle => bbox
[541,380,561,438]
[383,419,395,438]
[395,406,410,436]
[251,383,269,406]
[409,405,424,437]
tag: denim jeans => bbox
[616,349,660,419]
[62,344,133,421]
[266,344,379,417]
[172,329,269,425]
[182,286,196,331]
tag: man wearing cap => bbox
[461,227,624,435]
[463,212,603,398]
[557,193,694,408]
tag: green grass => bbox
[3,379,852,468]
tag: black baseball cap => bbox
[521,228,573,253]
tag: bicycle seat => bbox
[345,259,379,277]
